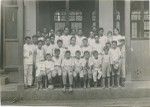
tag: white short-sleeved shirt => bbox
[88,38,95,47]
[35,47,45,63]
[92,42,103,54]
[102,54,111,64]
[74,58,83,67]
[61,58,74,67]
[89,56,102,68]
[60,35,71,48]
[75,35,85,47]
[112,35,125,46]
[109,47,121,64]
[24,44,34,65]
[45,60,55,71]
[99,35,108,49]
[81,45,93,56]
[43,45,53,55]
[53,56,62,66]
[67,45,81,57]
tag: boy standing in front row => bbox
[90,50,102,87]
[109,41,121,87]
[61,51,74,92]
[73,50,83,88]
[102,46,111,88]
[24,36,34,88]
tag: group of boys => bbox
[24,27,125,92]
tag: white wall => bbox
[99,0,113,35]
[24,0,36,37]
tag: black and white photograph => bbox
[0,0,150,106]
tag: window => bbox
[54,10,66,31]
[69,10,82,30]
[92,11,96,27]
[114,10,121,31]
[54,10,82,31]
[131,1,149,39]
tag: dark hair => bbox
[114,28,120,32]
[112,40,117,44]
[57,39,63,44]
[50,34,55,38]
[103,46,109,51]
[54,48,60,53]
[84,51,90,55]
[75,50,81,54]
[65,50,71,54]
[93,50,98,54]
[46,53,51,57]
[25,36,31,40]
[98,27,104,31]
[70,36,76,40]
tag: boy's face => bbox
[26,38,31,44]
[93,52,98,58]
[32,37,38,44]
[113,29,119,35]
[64,28,69,35]
[95,36,99,43]
[112,42,117,48]
[89,32,94,38]
[83,39,88,46]
[56,31,61,36]
[104,49,109,54]
[71,29,76,35]
[50,29,54,34]
[50,36,55,43]
[84,52,90,59]
[45,39,50,45]
[99,30,104,36]
[65,52,71,58]
[55,50,60,57]
[57,41,63,48]
[106,43,111,48]
[107,32,112,36]
[38,42,43,48]
[78,30,82,36]
[75,52,81,58]
[92,27,97,32]
[46,55,52,61]
[70,38,76,45]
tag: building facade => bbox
[0,0,150,86]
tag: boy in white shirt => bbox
[49,34,56,56]
[120,39,126,87]
[98,28,108,49]
[34,40,46,66]
[90,50,102,87]
[75,29,85,47]
[55,40,66,58]
[102,46,111,88]
[109,41,121,87]
[43,37,53,55]
[53,48,63,88]
[92,35,103,55]
[68,36,81,57]
[82,51,92,88]
[88,31,95,47]
[45,54,55,89]
[60,27,71,48]
[61,51,74,92]
[73,50,83,88]
[24,36,34,88]
[81,38,93,57]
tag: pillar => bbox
[99,0,113,34]
[24,0,36,37]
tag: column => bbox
[24,0,36,37]
[99,0,113,34]
[125,1,131,81]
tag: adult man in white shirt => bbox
[24,36,34,87]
